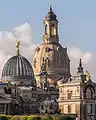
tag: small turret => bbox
[77,58,84,74]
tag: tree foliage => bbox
[0,115,75,120]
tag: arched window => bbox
[45,24,48,34]
[68,105,71,113]
[86,87,94,99]
[51,24,56,36]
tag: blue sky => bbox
[0,0,96,52]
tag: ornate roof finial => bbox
[16,40,20,55]
[79,58,82,67]
[77,58,84,74]
[50,0,52,12]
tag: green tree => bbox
[20,116,27,120]
[0,116,8,120]
[41,115,53,120]
[11,116,20,120]
[55,115,75,120]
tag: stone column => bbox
[7,104,10,115]
[4,104,7,114]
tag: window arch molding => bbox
[85,86,95,99]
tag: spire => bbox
[50,0,52,12]
[77,58,84,74]
[16,40,20,55]
[79,58,82,67]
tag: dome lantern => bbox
[43,4,59,43]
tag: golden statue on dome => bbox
[16,40,20,55]
[86,70,91,81]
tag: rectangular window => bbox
[0,104,4,113]
[68,92,72,99]
[75,104,80,114]
[87,104,92,114]
[68,105,71,113]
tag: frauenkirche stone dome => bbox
[1,40,35,86]
[33,6,70,88]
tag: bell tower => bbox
[43,5,59,43]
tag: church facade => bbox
[0,5,96,120]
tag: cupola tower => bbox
[43,5,59,43]
[33,5,70,89]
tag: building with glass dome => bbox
[0,37,59,114]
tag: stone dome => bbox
[2,55,35,86]
[33,43,70,80]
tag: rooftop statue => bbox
[86,70,91,81]
[16,40,20,55]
